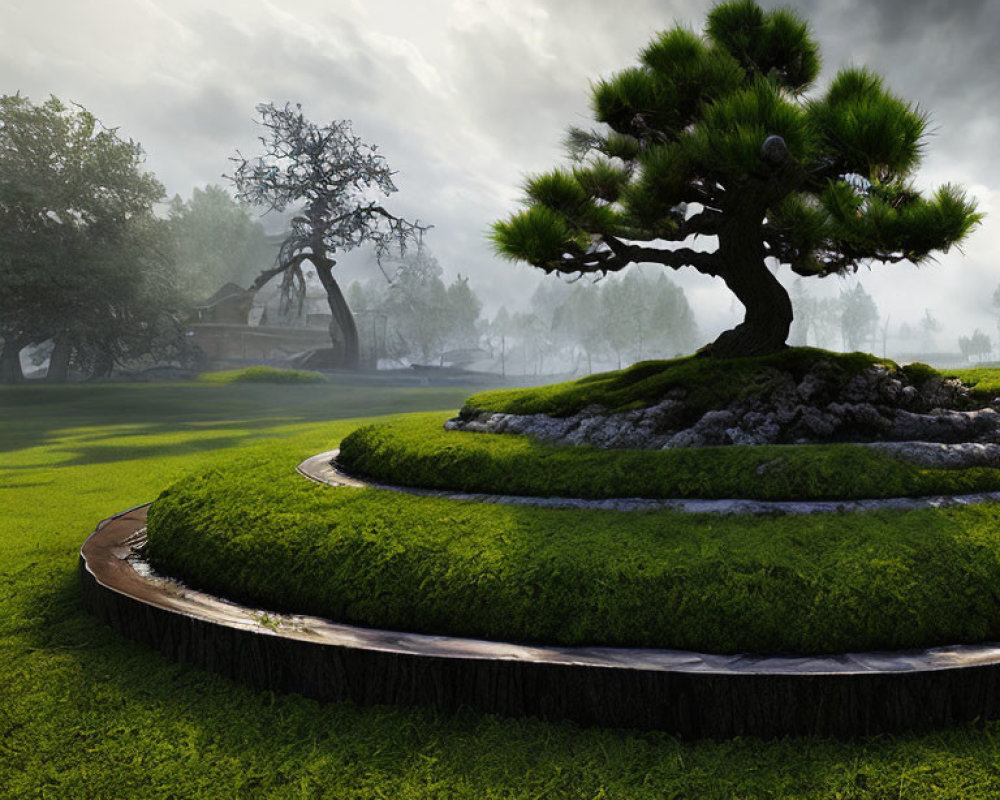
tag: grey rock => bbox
[447,362,999,451]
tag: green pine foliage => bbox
[491,0,981,308]
[808,67,926,179]
[704,0,820,92]
[490,205,580,267]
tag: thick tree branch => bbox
[248,251,309,294]
[665,208,723,239]
[608,236,722,275]
[542,234,721,277]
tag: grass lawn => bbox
[6,379,1000,798]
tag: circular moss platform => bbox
[335,413,1000,502]
[141,427,1000,657]
[82,503,1000,738]
[83,353,1000,736]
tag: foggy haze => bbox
[3,0,999,359]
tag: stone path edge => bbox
[82,503,1000,737]
[299,449,1000,515]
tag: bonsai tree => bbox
[492,0,982,357]
[230,102,428,369]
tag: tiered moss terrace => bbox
[144,349,1000,658]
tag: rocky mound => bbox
[448,359,1000,452]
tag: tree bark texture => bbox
[313,256,360,370]
[700,207,793,358]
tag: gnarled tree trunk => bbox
[700,207,792,358]
[312,255,360,370]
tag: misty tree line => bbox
[0,93,699,381]
[791,279,930,358]
[789,277,1000,363]
[346,254,700,375]
[3,175,278,381]
[0,93,278,382]
[346,247,482,366]
[1,94,431,381]
[485,271,699,376]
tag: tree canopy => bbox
[0,94,169,381]
[167,185,274,303]
[492,0,982,358]
[230,102,428,369]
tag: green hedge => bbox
[146,432,1000,655]
[336,412,1000,501]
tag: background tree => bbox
[492,0,981,358]
[230,102,428,370]
[509,310,550,376]
[444,274,483,353]
[919,308,941,352]
[959,329,992,363]
[504,272,698,375]
[0,94,166,382]
[484,306,514,376]
[167,185,274,302]
[381,247,449,363]
[839,283,879,352]
[346,247,484,365]
[558,285,606,373]
[59,214,193,379]
[590,271,698,367]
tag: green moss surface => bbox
[947,366,1000,399]
[147,429,1000,655]
[463,348,900,418]
[464,349,1000,421]
[336,412,1000,501]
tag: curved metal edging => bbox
[81,504,1000,738]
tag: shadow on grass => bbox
[0,382,471,456]
[3,435,260,468]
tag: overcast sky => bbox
[3,0,999,351]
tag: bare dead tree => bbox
[230,102,429,369]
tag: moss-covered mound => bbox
[449,347,1000,451]
[461,348,961,419]
[145,432,1000,655]
[337,412,1000,501]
